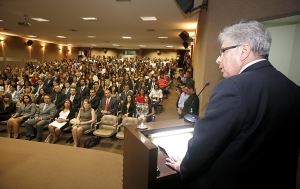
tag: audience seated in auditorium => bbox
[180,81,199,118]
[47,99,75,143]
[7,94,36,138]
[0,93,16,121]
[71,99,96,147]
[98,89,118,117]
[67,87,81,111]
[51,85,66,110]
[88,88,100,110]
[23,94,56,142]
[121,95,136,119]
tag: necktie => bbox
[43,104,47,111]
[105,98,110,111]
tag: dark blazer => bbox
[119,90,134,102]
[0,101,16,121]
[98,97,117,115]
[121,102,136,117]
[182,93,199,117]
[66,94,81,111]
[180,60,300,189]
[88,95,100,110]
[51,92,66,110]
[77,86,89,100]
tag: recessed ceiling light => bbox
[139,45,146,47]
[140,16,157,21]
[166,45,173,48]
[122,36,132,39]
[88,36,96,38]
[28,35,37,38]
[56,36,66,38]
[82,17,97,21]
[112,44,120,47]
[31,18,49,22]
[0,20,3,22]
[158,36,168,39]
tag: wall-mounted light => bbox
[68,46,72,54]
[59,44,63,53]
[41,43,46,51]
[0,39,4,46]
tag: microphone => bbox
[197,81,210,96]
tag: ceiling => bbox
[0,0,200,49]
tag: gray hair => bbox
[218,20,272,57]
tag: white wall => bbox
[267,23,300,85]
[289,23,300,85]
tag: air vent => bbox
[69,29,78,32]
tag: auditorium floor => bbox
[0,86,179,155]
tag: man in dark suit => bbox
[166,21,300,189]
[181,81,199,118]
[23,95,56,142]
[88,88,100,110]
[98,89,117,116]
[44,72,54,92]
[119,84,134,103]
[77,79,89,100]
[66,87,81,111]
[51,85,66,110]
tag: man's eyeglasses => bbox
[220,45,240,55]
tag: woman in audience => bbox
[47,99,75,143]
[121,95,136,118]
[140,95,155,122]
[0,93,16,121]
[35,87,47,104]
[110,85,119,99]
[135,88,145,104]
[71,99,96,147]
[7,94,36,138]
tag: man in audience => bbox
[88,88,100,110]
[32,78,45,97]
[77,79,89,100]
[98,89,117,117]
[119,84,134,103]
[67,87,81,111]
[24,95,56,142]
[177,82,190,118]
[181,81,199,117]
[51,85,66,110]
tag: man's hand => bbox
[165,156,182,172]
[34,117,41,122]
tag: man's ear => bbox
[240,44,251,61]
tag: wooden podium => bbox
[123,119,193,189]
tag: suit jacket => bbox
[98,97,117,115]
[51,92,66,110]
[180,60,300,189]
[15,102,36,118]
[119,90,134,102]
[67,94,81,111]
[88,95,100,110]
[77,86,89,100]
[62,87,71,96]
[35,103,56,121]
[182,93,199,116]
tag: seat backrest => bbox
[101,115,118,126]
[122,117,138,126]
